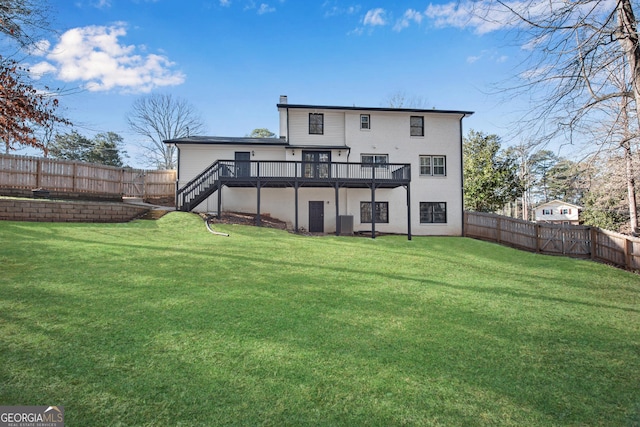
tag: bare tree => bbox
[0,0,51,49]
[475,0,640,234]
[0,0,70,154]
[382,90,429,109]
[127,94,205,170]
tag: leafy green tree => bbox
[48,131,92,161]
[545,159,586,204]
[49,131,126,167]
[580,192,628,232]
[247,128,276,138]
[463,130,524,212]
[579,153,637,233]
[528,150,558,204]
[86,132,126,167]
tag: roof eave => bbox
[277,103,474,116]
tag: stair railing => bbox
[176,160,223,211]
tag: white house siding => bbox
[286,109,346,147]
[343,111,464,235]
[177,144,286,212]
[534,200,581,224]
[209,187,345,232]
[175,104,468,236]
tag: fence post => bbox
[119,169,124,196]
[35,158,42,188]
[625,237,632,270]
[590,227,597,261]
[72,162,77,192]
[496,216,501,243]
[536,224,542,253]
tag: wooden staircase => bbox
[176,160,224,211]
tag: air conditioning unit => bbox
[338,215,353,235]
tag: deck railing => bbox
[215,160,411,181]
[176,160,411,211]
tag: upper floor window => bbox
[560,208,571,215]
[361,154,388,168]
[420,155,446,176]
[542,209,552,215]
[410,116,424,136]
[309,113,324,135]
[360,114,370,130]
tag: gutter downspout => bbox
[175,143,181,209]
[459,115,465,237]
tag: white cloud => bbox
[29,61,57,78]
[30,24,185,93]
[424,1,515,35]
[94,0,111,8]
[257,3,275,14]
[363,8,387,26]
[393,9,423,32]
[465,49,509,64]
[220,0,231,6]
[424,0,616,35]
[243,1,276,14]
[322,1,360,17]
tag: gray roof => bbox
[164,136,288,145]
[277,103,474,116]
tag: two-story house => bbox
[534,200,582,225]
[165,96,473,238]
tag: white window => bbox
[361,154,388,168]
[420,155,446,176]
[360,114,370,130]
[542,209,552,215]
[560,208,571,214]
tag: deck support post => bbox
[335,182,340,236]
[370,187,376,239]
[217,181,222,218]
[256,179,261,227]
[371,167,376,239]
[294,181,299,233]
[406,182,411,241]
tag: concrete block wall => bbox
[0,199,150,223]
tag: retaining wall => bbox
[0,198,150,223]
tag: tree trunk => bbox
[616,0,640,234]
[624,140,638,234]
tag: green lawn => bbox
[0,212,638,426]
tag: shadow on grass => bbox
[1,216,639,425]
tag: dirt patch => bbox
[204,211,288,230]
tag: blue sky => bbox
[22,0,527,167]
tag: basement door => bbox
[235,151,251,177]
[309,201,324,233]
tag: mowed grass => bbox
[0,213,639,426]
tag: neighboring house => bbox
[165,96,473,238]
[534,200,582,225]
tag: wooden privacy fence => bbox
[464,211,640,270]
[0,153,176,200]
